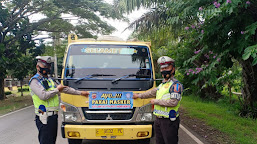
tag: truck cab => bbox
[60,34,156,144]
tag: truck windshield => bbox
[65,44,152,79]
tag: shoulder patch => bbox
[170,83,183,94]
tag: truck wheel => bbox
[137,138,151,144]
[68,139,82,144]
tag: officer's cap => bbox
[157,56,175,68]
[36,56,54,66]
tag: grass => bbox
[181,95,257,144]
[0,87,33,116]
[13,91,30,97]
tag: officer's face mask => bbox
[160,65,174,79]
[161,70,172,79]
[39,66,50,76]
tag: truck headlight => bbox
[136,104,154,122]
[60,102,82,123]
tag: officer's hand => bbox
[150,99,155,104]
[81,91,89,97]
[57,84,68,92]
[133,93,140,99]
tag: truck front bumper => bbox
[62,124,152,140]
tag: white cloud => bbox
[104,8,148,40]
[103,0,148,40]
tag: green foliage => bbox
[119,0,257,116]
[43,41,66,76]
[114,0,169,13]
[242,44,257,65]
[4,91,12,95]
[36,0,123,38]
[0,44,7,76]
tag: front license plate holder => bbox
[96,128,124,136]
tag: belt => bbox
[156,116,168,119]
[48,111,58,116]
[156,116,180,119]
[36,111,58,117]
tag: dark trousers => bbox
[35,115,58,144]
[154,116,180,144]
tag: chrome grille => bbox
[82,108,135,120]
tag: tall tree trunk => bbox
[200,86,222,100]
[0,77,5,100]
[20,80,23,97]
[240,58,257,117]
[198,79,222,100]
[228,83,232,104]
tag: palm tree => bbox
[114,0,169,13]
[115,0,199,38]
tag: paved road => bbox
[0,106,207,144]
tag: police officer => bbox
[29,56,89,144]
[133,56,183,144]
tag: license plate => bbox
[96,128,124,136]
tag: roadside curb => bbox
[180,123,209,144]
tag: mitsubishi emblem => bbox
[106,114,113,120]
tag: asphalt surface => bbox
[0,106,208,144]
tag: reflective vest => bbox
[29,74,59,114]
[153,81,180,118]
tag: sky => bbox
[103,0,148,40]
[31,0,148,42]
[104,8,147,40]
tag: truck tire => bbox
[137,138,151,144]
[68,139,82,144]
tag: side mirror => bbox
[149,78,154,88]
[63,79,69,86]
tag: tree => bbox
[0,0,123,100]
[43,38,67,76]
[117,0,257,117]
[9,42,46,96]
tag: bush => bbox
[18,88,29,92]
[5,91,12,95]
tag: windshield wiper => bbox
[75,74,115,83]
[111,74,150,84]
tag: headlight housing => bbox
[60,102,82,123]
[136,103,154,122]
